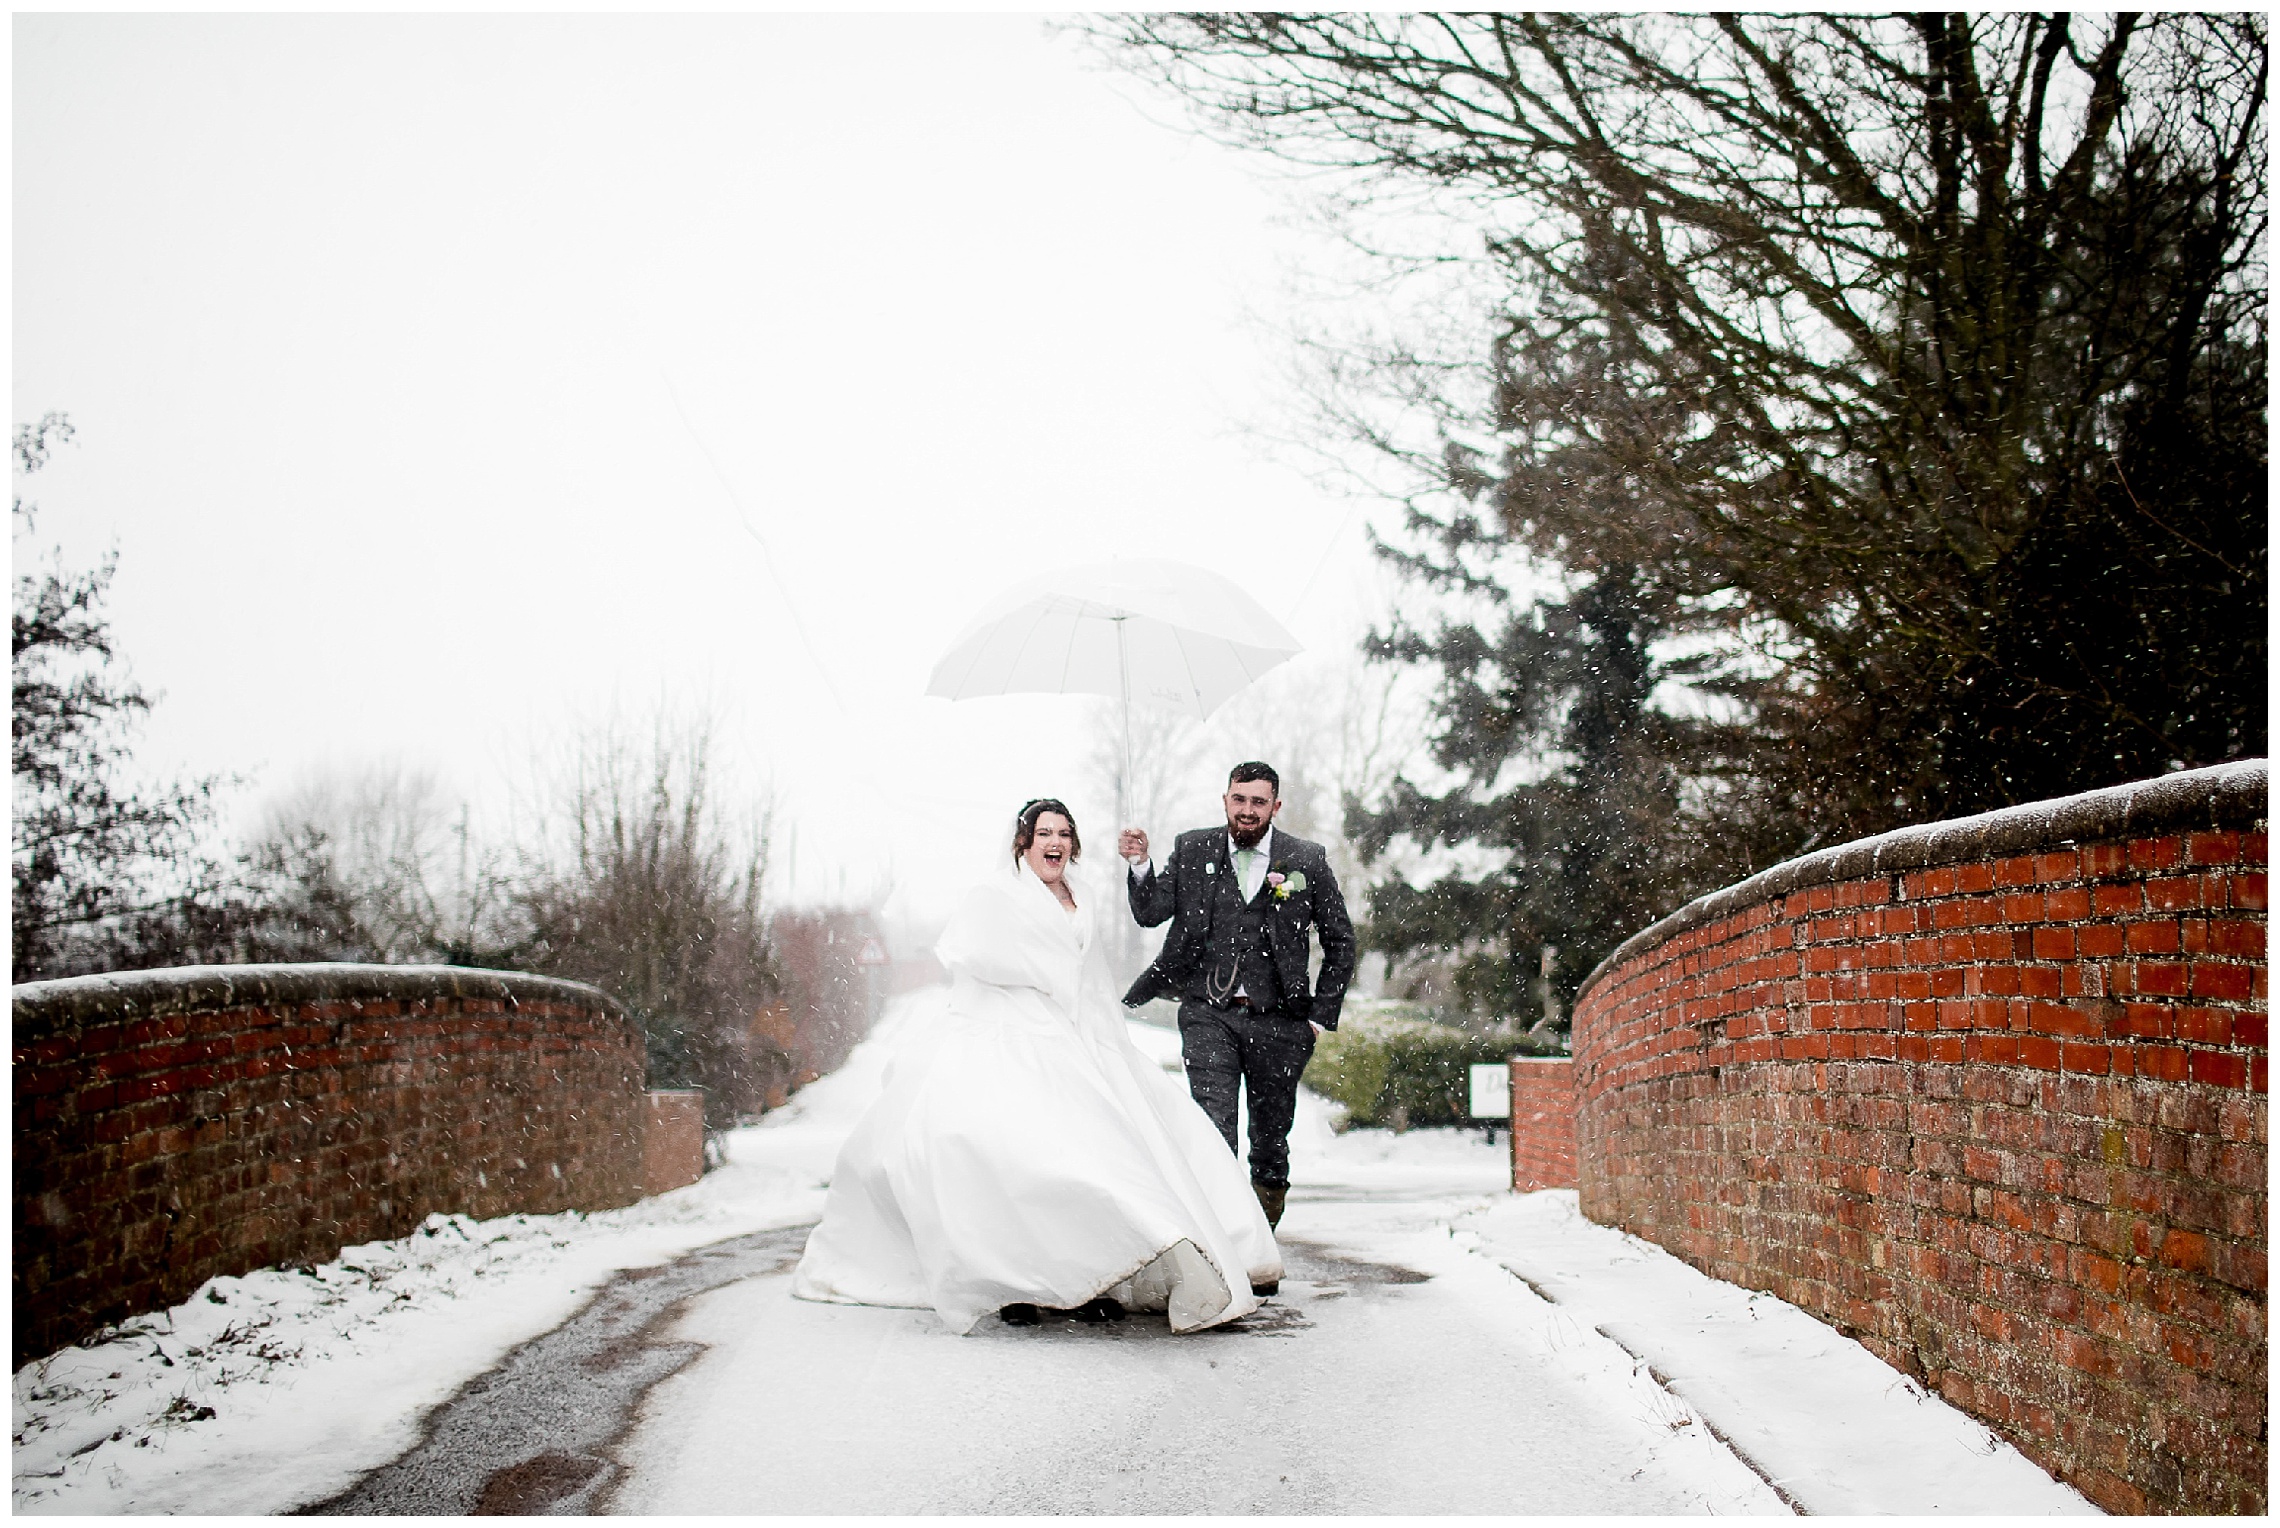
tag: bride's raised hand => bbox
[1118,828,1149,864]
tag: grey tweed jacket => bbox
[1121,827,1357,1031]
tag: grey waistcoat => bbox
[1187,855,1284,1010]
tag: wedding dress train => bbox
[792,862,1280,1333]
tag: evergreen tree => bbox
[11,415,222,979]
[1350,559,1777,1023]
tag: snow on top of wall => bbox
[1581,757,2268,1003]
[12,963,622,1031]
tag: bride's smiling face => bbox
[1024,812,1077,884]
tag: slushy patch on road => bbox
[303,1226,814,1515]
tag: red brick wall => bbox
[13,965,646,1368]
[1572,762,2267,1516]
[1509,1058,1577,1192]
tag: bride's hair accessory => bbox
[1011,797,1082,866]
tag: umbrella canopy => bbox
[925,557,1302,719]
[925,558,1303,828]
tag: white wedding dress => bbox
[791,862,1280,1333]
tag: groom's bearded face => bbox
[1223,780,1280,849]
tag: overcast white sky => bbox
[14,13,1426,936]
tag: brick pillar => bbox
[1509,1057,1578,1192]
[642,1090,707,1196]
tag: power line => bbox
[657,369,848,718]
[1284,501,1362,625]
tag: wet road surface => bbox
[305,1192,1775,1515]
[303,1228,811,1515]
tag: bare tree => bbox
[515,713,779,1117]
[1087,13,2265,811]
[249,764,515,963]
[1086,13,2267,1017]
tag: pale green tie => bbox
[1235,847,1257,897]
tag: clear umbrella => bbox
[925,557,1303,826]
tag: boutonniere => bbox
[1268,865,1307,900]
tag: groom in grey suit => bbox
[1119,762,1356,1276]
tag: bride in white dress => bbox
[792,798,1280,1333]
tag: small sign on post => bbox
[1469,1062,1512,1120]
[856,938,890,967]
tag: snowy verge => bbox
[1286,1081,1514,1198]
[1455,1190,2101,1516]
[10,990,924,1515]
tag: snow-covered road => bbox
[604,1186,1767,1514]
[15,991,2095,1515]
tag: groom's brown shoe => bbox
[1253,1180,1287,1230]
[1251,1278,1279,1298]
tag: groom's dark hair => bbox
[1227,762,1279,797]
[1011,798,1082,865]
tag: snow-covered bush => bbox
[1303,1003,1554,1130]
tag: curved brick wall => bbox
[1572,761,2267,1516]
[14,964,645,1368]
